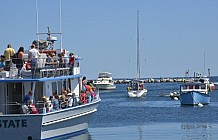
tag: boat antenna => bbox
[35,0,62,50]
[203,51,206,76]
[36,0,39,48]
[136,10,140,80]
[59,0,63,50]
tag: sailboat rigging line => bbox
[136,10,140,80]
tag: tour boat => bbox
[0,1,100,139]
[0,30,100,139]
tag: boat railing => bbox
[0,57,80,79]
[2,102,22,114]
[1,92,100,115]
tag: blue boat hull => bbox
[180,91,210,105]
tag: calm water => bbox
[68,79,218,140]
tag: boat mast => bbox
[136,10,140,80]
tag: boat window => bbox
[57,81,62,95]
[201,84,206,89]
[189,85,193,89]
[195,85,199,89]
[52,82,57,94]
[7,83,23,114]
[63,80,67,90]
[182,85,187,89]
[68,79,71,90]
[34,82,43,101]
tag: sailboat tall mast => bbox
[136,10,140,80]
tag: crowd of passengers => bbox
[0,43,76,77]
[22,77,97,114]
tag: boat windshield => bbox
[181,83,207,90]
[98,73,112,78]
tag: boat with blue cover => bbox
[179,82,210,105]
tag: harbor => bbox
[87,82,218,140]
[1,0,218,140]
[110,76,216,84]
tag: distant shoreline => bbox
[88,76,218,84]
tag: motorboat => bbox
[93,72,116,90]
[180,82,210,105]
[0,30,100,140]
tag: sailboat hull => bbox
[128,89,147,97]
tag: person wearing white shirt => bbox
[28,44,40,78]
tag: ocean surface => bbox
[68,77,218,140]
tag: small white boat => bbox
[127,11,148,98]
[93,72,116,90]
[127,81,148,97]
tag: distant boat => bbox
[93,72,116,90]
[180,82,210,105]
[127,11,148,98]
[193,72,215,90]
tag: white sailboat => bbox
[127,11,148,98]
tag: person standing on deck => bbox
[4,44,15,70]
[16,47,25,77]
[28,44,40,68]
[69,53,75,75]
[28,44,40,78]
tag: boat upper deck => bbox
[180,82,209,93]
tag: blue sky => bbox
[0,0,218,79]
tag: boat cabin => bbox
[180,83,209,94]
[128,81,144,90]
[0,55,82,115]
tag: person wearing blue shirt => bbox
[0,56,5,70]
[23,91,33,105]
[52,94,60,111]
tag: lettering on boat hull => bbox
[0,119,27,128]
